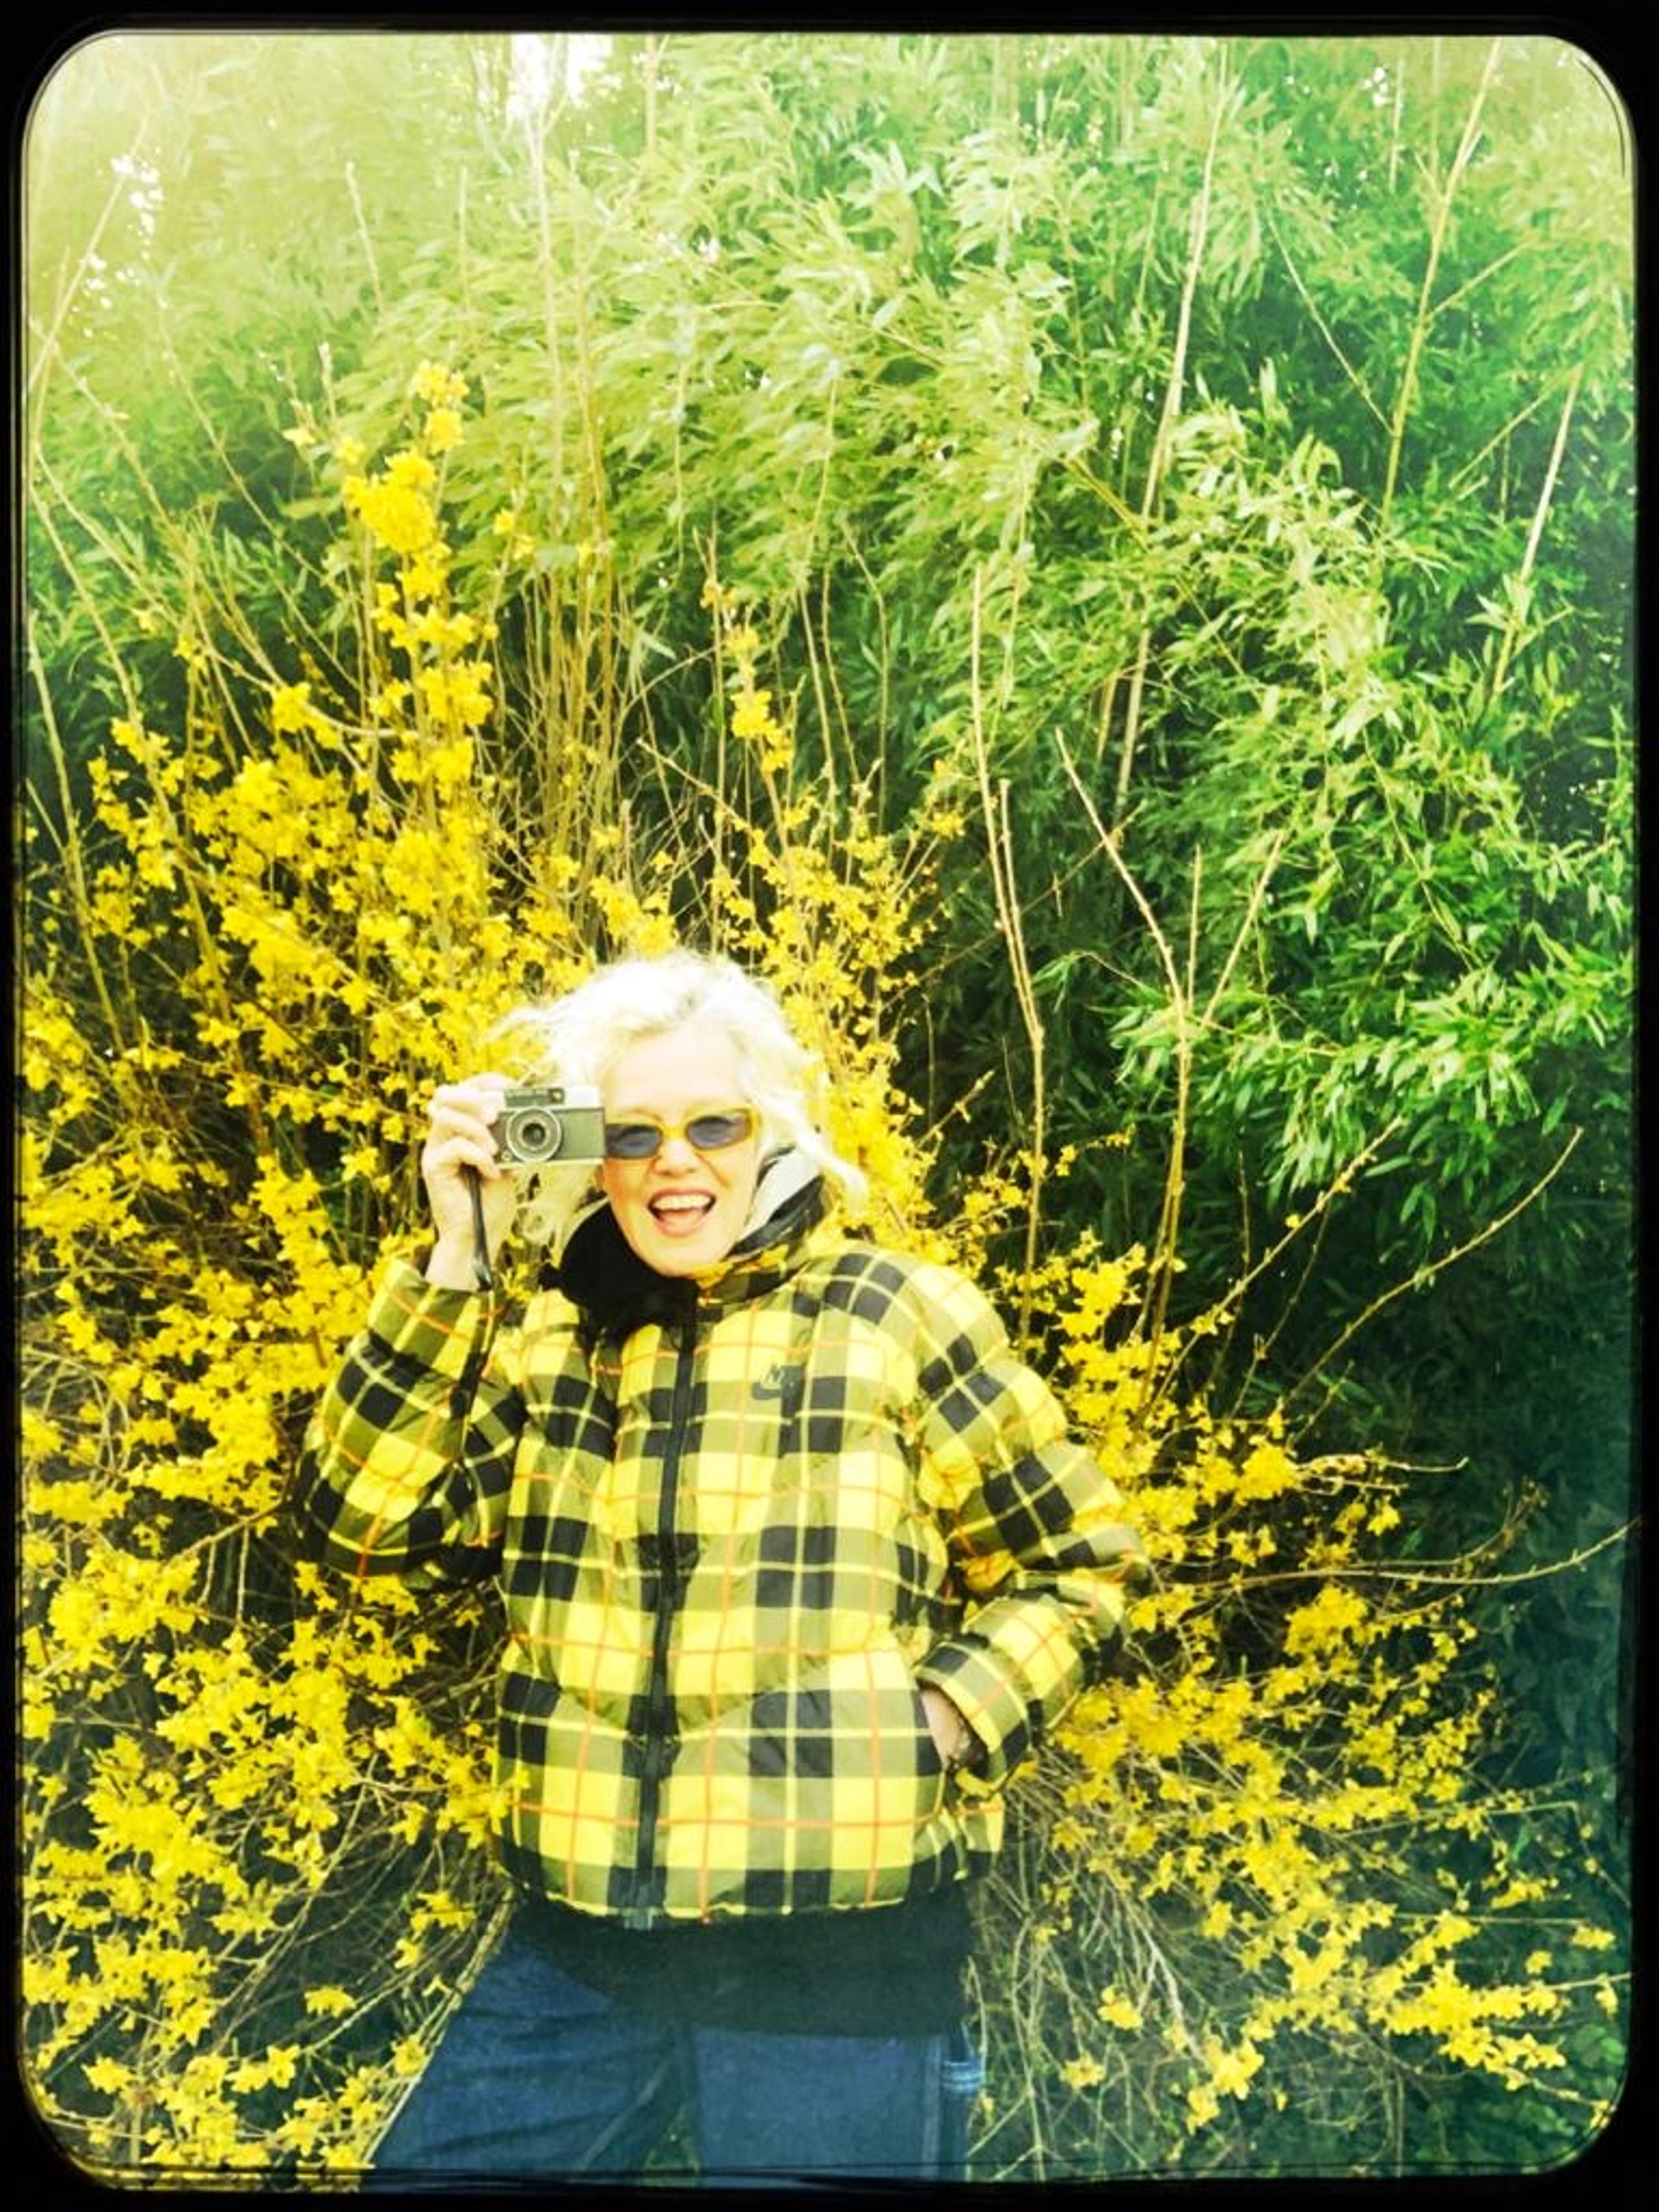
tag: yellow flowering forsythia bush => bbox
[966,1228,1624,2173]
[20,368,947,2180]
[22,368,546,2176]
[21,369,1620,2180]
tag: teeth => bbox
[652,1195,712,1214]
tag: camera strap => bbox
[463,1165,494,1293]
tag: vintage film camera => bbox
[495,1084,607,1166]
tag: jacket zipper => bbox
[624,1292,698,1929]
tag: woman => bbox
[293,948,1147,2185]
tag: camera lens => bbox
[506,1109,560,1160]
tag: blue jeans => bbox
[370,1922,983,2186]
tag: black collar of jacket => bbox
[545,1159,829,1342]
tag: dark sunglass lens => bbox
[687,1112,753,1150]
[604,1123,661,1159]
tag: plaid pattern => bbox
[293,1217,1147,1927]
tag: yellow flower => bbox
[1235,1439,1300,1502]
[1283,1583,1370,1658]
[369,679,413,718]
[410,360,468,408]
[1207,2038,1263,2099]
[424,405,463,454]
[492,507,535,562]
[302,1985,359,2022]
[270,681,317,734]
[1185,2083,1220,2130]
[345,449,439,557]
[731,686,775,739]
[110,715,155,762]
[1491,1876,1548,1908]
[730,685,793,772]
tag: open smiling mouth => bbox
[649,1194,715,1228]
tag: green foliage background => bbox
[20,27,1634,2183]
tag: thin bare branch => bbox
[1380,38,1502,525]
[1288,1125,1586,1413]
[1488,362,1584,704]
[970,568,1048,1349]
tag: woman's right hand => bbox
[421,1074,520,1289]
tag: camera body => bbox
[495,1084,607,1166]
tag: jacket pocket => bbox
[497,1650,563,1745]
[909,1671,947,1780]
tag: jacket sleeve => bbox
[905,1259,1149,1792]
[290,1255,526,1591]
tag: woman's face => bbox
[597,1023,763,1278]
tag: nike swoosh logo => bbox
[753,1363,804,1411]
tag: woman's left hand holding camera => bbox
[422,1074,519,1290]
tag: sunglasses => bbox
[602,1106,760,1161]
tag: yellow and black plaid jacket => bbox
[293,1175,1147,1930]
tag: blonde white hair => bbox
[498,948,868,1248]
